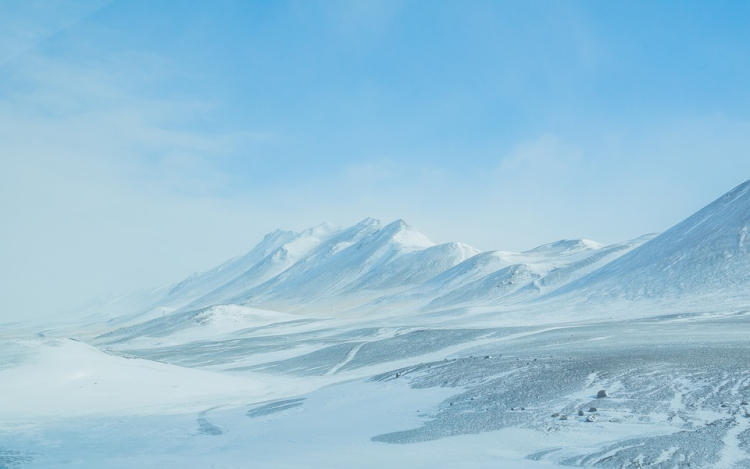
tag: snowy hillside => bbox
[552,180,750,301]
[64,228,299,325]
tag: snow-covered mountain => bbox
[76,227,641,321]
[78,179,750,323]
[551,180,750,302]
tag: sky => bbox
[1,0,750,321]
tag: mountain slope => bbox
[345,235,651,314]
[68,229,300,325]
[183,221,361,309]
[162,229,299,306]
[214,219,440,311]
[414,236,650,311]
[549,180,750,301]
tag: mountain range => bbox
[82,180,750,323]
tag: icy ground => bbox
[3,303,750,468]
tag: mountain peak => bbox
[262,229,298,243]
[383,218,407,231]
[380,219,434,249]
[526,238,603,255]
[301,222,339,238]
[352,217,381,231]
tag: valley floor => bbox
[3,305,750,468]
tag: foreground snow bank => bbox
[0,338,279,421]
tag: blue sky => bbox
[2,0,750,320]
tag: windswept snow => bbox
[0,338,279,421]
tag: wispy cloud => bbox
[0,0,113,66]
[0,31,282,317]
[498,134,583,175]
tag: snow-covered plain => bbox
[3,181,750,468]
